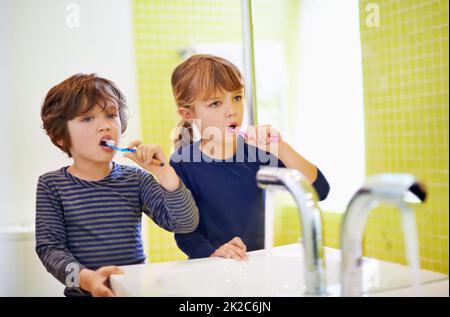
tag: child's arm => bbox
[246,126,316,182]
[175,230,217,258]
[124,140,199,233]
[247,125,330,200]
[123,140,180,191]
[36,176,87,293]
[277,141,318,183]
[138,172,199,233]
[35,177,123,296]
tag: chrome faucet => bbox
[340,173,427,297]
[256,167,326,296]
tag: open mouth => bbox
[228,123,239,130]
[99,140,112,147]
[99,136,114,147]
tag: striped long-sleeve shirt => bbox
[35,161,199,297]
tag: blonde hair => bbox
[171,54,244,148]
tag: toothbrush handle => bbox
[239,131,278,143]
[110,145,136,153]
[120,148,136,153]
[116,146,164,166]
[238,131,248,138]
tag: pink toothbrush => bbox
[228,128,279,143]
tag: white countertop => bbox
[110,243,448,297]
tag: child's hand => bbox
[79,266,124,297]
[210,237,248,261]
[123,140,167,171]
[245,125,282,155]
[123,139,180,191]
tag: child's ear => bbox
[178,107,193,122]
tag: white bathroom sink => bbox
[110,243,448,297]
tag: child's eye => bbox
[107,113,118,119]
[82,116,93,122]
[209,101,220,108]
[234,95,242,102]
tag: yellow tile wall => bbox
[259,0,449,274]
[357,0,449,273]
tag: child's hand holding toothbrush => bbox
[243,125,318,183]
[237,125,282,155]
[123,140,181,192]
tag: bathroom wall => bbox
[358,0,448,273]
[0,0,140,226]
[0,0,141,295]
[276,0,449,274]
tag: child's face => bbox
[65,101,121,164]
[191,88,244,142]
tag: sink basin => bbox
[110,243,448,297]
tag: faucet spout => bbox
[256,167,326,296]
[340,174,427,297]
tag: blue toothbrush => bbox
[100,140,136,152]
[100,140,164,166]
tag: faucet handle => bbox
[361,174,427,204]
[256,167,319,201]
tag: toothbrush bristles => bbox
[100,140,116,147]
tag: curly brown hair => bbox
[41,73,128,157]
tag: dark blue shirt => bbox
[170,137,330,259]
